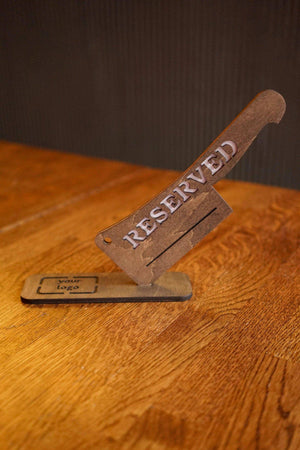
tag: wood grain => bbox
[0,141,299,449]
[95,90,286,285]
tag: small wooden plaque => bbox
[21,272,192,304]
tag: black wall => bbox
[1,0,299,188]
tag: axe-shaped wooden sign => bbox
[22,90,285,304]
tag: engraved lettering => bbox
[215,146,230,162]
[215,140,237,161]
[150,207,169,224]
[123,230,146,249]
[136,217,157,236]
[160,194,182,214]
[201,153,223,175]
[122,139,237,249]
[179,181,197,193]
[187,166,207,184]
[173,181,197,202]
[57,284,79,291]
[56,278,82,291]
[222,140,237,156]
[173,187,189,202]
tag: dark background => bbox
[0,0,299,188]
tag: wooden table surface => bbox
[0,141,299,449]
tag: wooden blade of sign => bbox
[96,185,231,285]
[95,90,286,285]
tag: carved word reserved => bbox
[123,141,237,249]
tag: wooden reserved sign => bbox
[21,90,286,303]
[95,90,286,285]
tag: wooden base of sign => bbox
[21,272,192,304]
